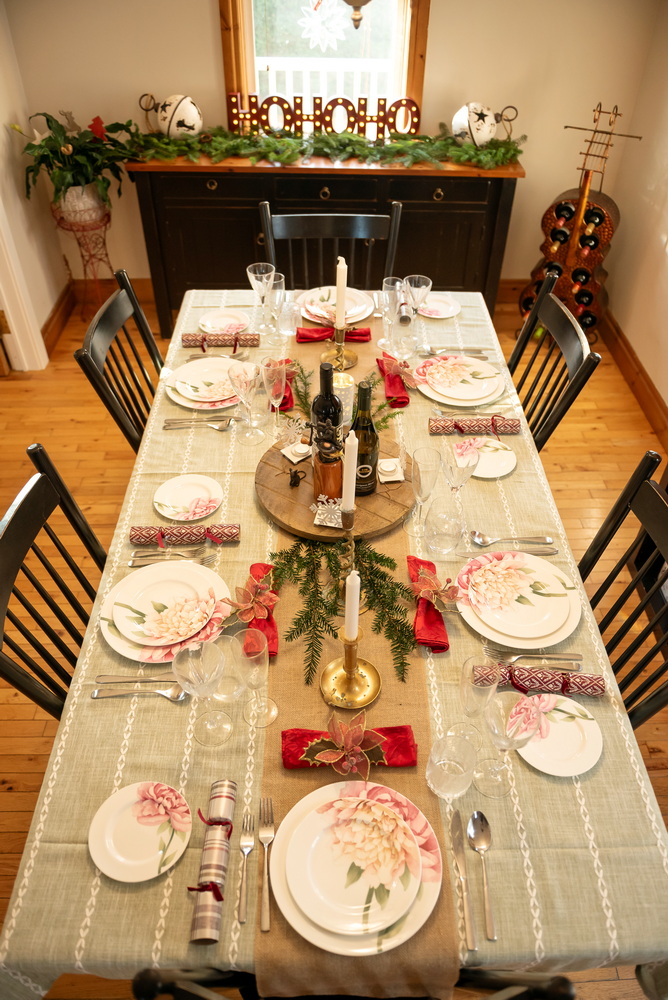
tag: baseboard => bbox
[42,279,76,357]
[496,278,526,306]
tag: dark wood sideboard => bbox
[125,156,525,338]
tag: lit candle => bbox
[344,569,360,641]
[342,430,358,511]
[336,255,347,329]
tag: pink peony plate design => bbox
[417,292,461,319]
[517,695,603,777]
[453,436,517,479]
[425,355,501,401]
[284,796,421,935]
[270,780,442,956]
[414,357,506,409]
[88,781,192,882]
[153,474,223,522]
[198,308,249,335]
[166,357,241,410]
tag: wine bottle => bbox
[571,267,591,294]
[548,227,570,253]
[350,381,379,496]
[583,207,605,234]
[543,261,563,278]
[554,201,575,225]
[311,362,343,500]
[578,234,599,257]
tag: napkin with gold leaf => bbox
[222,562,279,655]
[282,711,417,775]
[407,555,454,652]
[296,326,371,342]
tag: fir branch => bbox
[289,359,314,419]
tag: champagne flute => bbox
[474,691,541,798]
[246,262,275,336]
[265,272,286,347]
[171,641,232,746]
[260,356,287,436]
[404,446,441,537]
[403,274,432,353]
[237,627,277,728]
[229,361,265,444]
[378,276,403,351]
[441,439,480,495]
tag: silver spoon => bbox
[467,811,496,941]
[91,683,187,702]
[470,530,554,548]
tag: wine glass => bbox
[260,356,287,436]
[447,654,501,750]
[229,361,265,444]
[265,272,286,347]
[212,634,245,707]
[423,496,463,558]
[441,439,480,495]
[246,262,275,336]
[474,691,541,798]
[426,735,476,800]
[377,276,403,351]
[404,446,441,537]
[403,274,432,352]
[171,641,233,746]
[237,627,277,727]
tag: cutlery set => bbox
[128,551,217,568]
[237,798,275,931]
[163,416,242,432]
[451,808,496,949]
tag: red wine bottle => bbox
[571,267,591,294]
[554,201,576,226]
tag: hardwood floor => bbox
[0,290,665,1000]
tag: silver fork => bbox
[238,813,255,924]
[128,552,217,568]
[131,546,204,558]
[162,418,237,433]
[259,797,275,932]
[482,642,583,669]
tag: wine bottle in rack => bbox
[583,207,605,234]
[571,267,591,294]
[350,381,379,496]
[554,201,576,225]
[311,362,343,501]
[578,234,600,257]
[549,228,570,253]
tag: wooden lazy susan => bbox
[255,441,414,541]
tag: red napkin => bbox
[407,555,449,652]
[281,725,418,769]
[377,352,410,408]
[296,326,371,343]
[246,562,279,656]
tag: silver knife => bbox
[451,809,477,950]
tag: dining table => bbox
[1,286,667,1000]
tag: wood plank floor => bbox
[0,290,665,1000]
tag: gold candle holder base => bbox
[320,326,358,371]
[320,627,381,709]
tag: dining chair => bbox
[259,199,402,289]
[578,449,668,728]
[131,966,575,999]
[74,268,164,452]
[0,444,106,719]
[507,269,601,452]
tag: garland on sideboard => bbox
[120,122,525,170]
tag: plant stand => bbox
[51,204,113,317]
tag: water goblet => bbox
[403,274,432,352]
[171,641,233,746]
[265,272,286,347]
[246,262,275,336]
[229,361,265,445]
[260,356,287,436]
[404,446,441,537]
[474,691,541,798]
[212,634,245,707]
[237,627,278,728]
[426,735,476,800]
[447,654,501,750]
[423,496,463,558]
[442,439,480,495]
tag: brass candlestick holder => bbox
[321,326,358,371]
[320,627,381,709]
[336,508,366,616]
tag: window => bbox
[219,0,430,128]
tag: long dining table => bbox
[1,288,667,1000]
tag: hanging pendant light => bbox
[341,0,372,29]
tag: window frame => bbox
[218,0,431,116]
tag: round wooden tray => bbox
[255,442,414,541]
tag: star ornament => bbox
[300,710,387,780]
[298,0,349,52]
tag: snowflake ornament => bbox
[310,495,343,528]
[298,0,349,53]
[280,415,308,447]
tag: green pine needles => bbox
[271,538,416,686]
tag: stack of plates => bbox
[455,551,581,649]
[296,286,374,325]
[99,562,230,664]
[165,357,246,411]
[270,780,442,956]
[416,355,505,408]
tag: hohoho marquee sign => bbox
[227,93,421,138]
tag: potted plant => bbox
[12,111,131,223]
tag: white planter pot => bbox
[57,184,106,224]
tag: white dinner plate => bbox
[270,780,442,956]
[110,562,222,646]
[88,781,192,882]
[456,552,582,649]
[169,358,236,404]
[418,292,462,319]
[466,438,517,479]
[417,374,506,409]
[296,287,373,324]
[153,474,223,522]
[165,385,239,411]
[425,355,502,402]
[198,308,250,335]
[466,553,571,640]
[518,696,603,776]
[285,796,421,935]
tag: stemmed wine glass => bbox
[265,272,286,347]
[441,440,480,496]
[405,446,441,537]
[447,654,501,750]
[260,356,287,436]
[171,641,233,746]
[229,361,265,445]
[246,262,275,336]
[378,276,403,351]
[237,627,277,728]
[403,274,432,353]
[473,691,541,798]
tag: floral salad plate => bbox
[415,357,505,408]
[417,292,461,319]
[270,780,442,956]
[166,358,240,410]
[198,308,250,335]
[153,474,223,521]
[88,781,192,882]
[296,286,373,325]
[518,695,603,777]
[453,437,517,479]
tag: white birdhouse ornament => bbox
[451,102,497,147]
[157,95,203,137]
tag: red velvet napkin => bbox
[296,326,371,343]
[246,562,279,656]
[281,725,417,769]
[377,352,410,408]
[407,555,449,651]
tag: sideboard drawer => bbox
[155,173,267,203]
[273,176,378,205]
[388,177,491,205]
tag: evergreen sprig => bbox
[289,359,314,419]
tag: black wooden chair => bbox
[259,200,402,289]
[0,443,106,719]
[74,268,163,452]
[507,270,601,452]
[578,450,668,728]
[132,966,575,1000]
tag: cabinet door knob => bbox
[256,232,266,246]
[432,187,444,202]
[206,179,218,191]
[319,186,331,201]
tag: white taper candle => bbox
[344,569,360,642]
[336,255,347,329]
